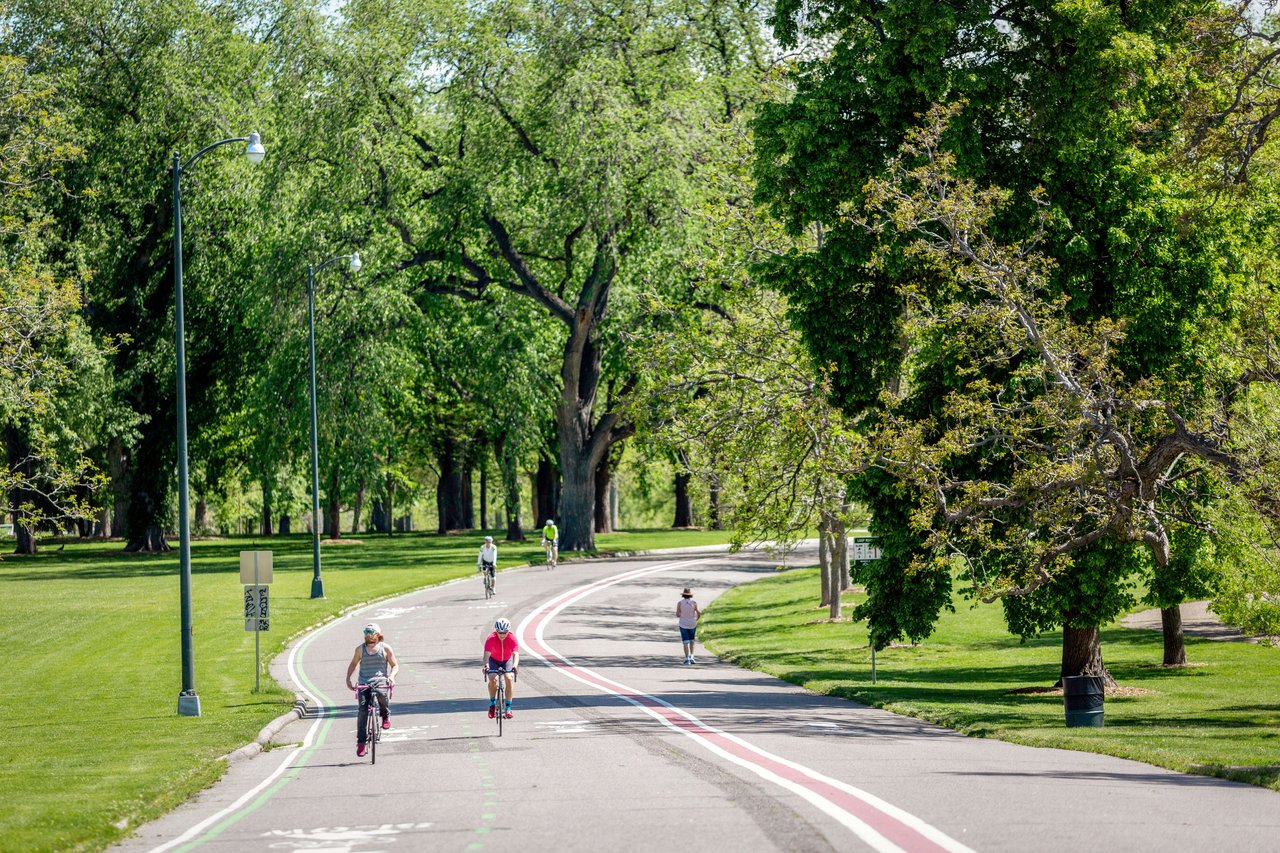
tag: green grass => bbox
[0,527,728,852]
[701,566,1280,791]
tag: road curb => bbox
[222,696,309,764]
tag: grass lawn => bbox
[0,527,728,853]
[700,566,1280,792]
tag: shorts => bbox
[679,626,696,642]
[487,656,515,673]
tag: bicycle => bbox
[484,666,517,736]
[542,539,557,570]
[481,561,495,599]
[355,682,393,763]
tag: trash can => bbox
[1062,675,1105,727]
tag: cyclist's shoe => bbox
[381,716,391,730]
[488,705,496,719]
[503,709,514,719]
[689,656,697,664]
[356,743,367,757]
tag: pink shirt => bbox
[484,631,519,661]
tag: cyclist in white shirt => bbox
[478,535,498,591]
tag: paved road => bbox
[115,550,1280,853]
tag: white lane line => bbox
[145,597,386,853]
[516,559,977,853]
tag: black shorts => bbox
[487,656,515,673]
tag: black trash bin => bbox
[1062,675,1105,727]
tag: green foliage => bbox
[753,0,1280,646]
[703,565,1280,790]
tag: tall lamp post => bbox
[307,251,362,599]
[172,132,266,717]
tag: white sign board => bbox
[852,537,882,564]
[244,585,270,631]
[239,550,273,584]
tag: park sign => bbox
[239,550,273,584]
[243,585,270,632]
[240,551,272,692]
[852,537,881,565]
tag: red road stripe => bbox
[518,567,969,853]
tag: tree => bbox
[331,0,770,550]
[753,0,1275,676]
[855,106,1280,677]
[7,0,276,551]
[0,53,111,552]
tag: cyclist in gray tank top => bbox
[345,622,399,757]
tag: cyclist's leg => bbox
[356,687,370,745]
[376,684,390,725]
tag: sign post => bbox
[240,551,273,692]
[852,537,881,684]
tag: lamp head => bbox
[245,132,265,164]
[349,251,362,273]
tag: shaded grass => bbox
[701,566,1280,790]
[0,527,727,852]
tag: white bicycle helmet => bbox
[495,617,511,633]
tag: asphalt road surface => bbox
[115,549,1280,853]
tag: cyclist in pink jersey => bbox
[483,617,520,719]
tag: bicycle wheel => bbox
[496,684,504,737]
[485,575,494,599]
[368,701,378,764]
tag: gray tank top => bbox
[358,642,389,684]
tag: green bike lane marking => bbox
[154,577,512,853]
[167,619,340,853]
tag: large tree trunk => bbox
[1059,621,1116,686]
[818,519,831,608]
[352,478,366,535]
[194,497,209,536]
[327,469,341,540]
[672,473,693,528]
[108,437,129,537]
[480,461,488,531]
[708,471,723,531]
[462,468,474,529]
[594,454,613,534]
[7,426,37,555]
[279,514,291,535]
[497,435,524,542]
[436,436,467,532]
[610,475,620,530]
[385,471,395,536]
[96,506,111,538]
[1161,605,1187,666]
[535,453,559,529]
[260,479,273,536]
[837,516,851,592]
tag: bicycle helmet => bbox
[495,617,512,633]
[545,519,554,526]
[484,535,494,543]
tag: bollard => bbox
[1062,675,1105,727]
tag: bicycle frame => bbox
[355,682,393,763]
[484,667,517,736]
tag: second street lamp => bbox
[307,251,362,599]
[172,132,265,717]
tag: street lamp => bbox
[307,251,362,599]
[172,132,265,718]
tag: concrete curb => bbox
[222,696,310,764]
